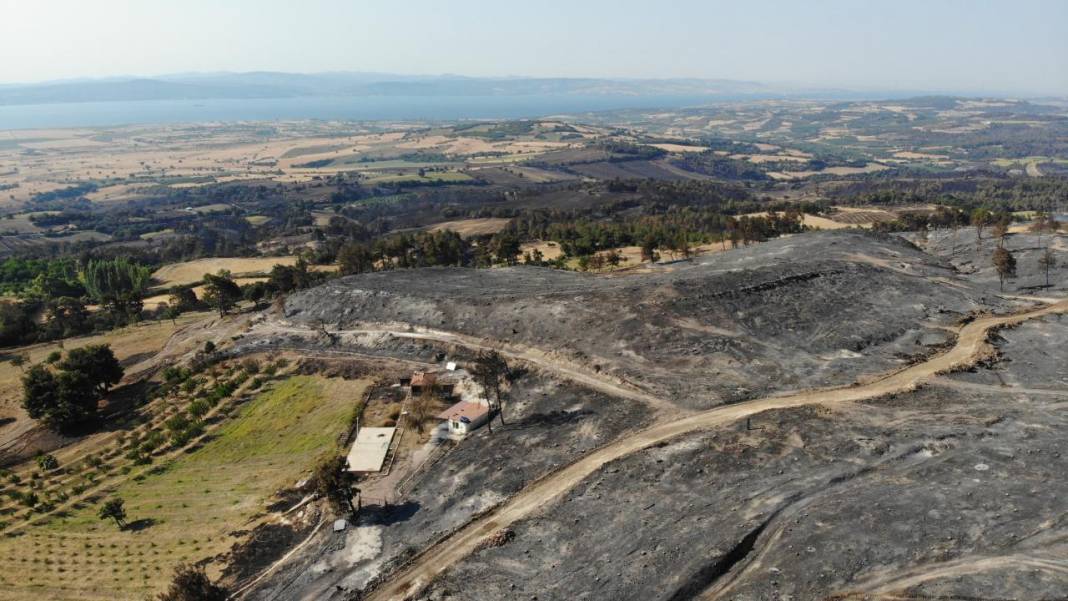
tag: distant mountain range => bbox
[0,72,870,106]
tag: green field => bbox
[0,375,368,601]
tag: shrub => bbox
[187,400,210,419]
[162,367,187,383]
[35,454,59,471]
[140,430,165,453]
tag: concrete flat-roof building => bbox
[345,427,396,473]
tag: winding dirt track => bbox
[330,300,1068,601]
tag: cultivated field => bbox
[0,374,368,601]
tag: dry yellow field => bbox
[767,163,889,179]
[151,257,302,288]
[650,143,707,153]
[0,312,211,420]
[742,211,865,230]
[141,277,270,309]
[427,218,511,237]
[521,241,564,261]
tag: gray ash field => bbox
[284,231,1007,410]
[243,375,651,600]
[238,229,1068,601]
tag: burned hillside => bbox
[284,230,1008,410]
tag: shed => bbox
[437,401,490,437]
[410,371,438,395]
[345,427,396,473]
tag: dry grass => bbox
[151,257,302,288]
[649,143,706,153]
[0,312,211,423]
[141,278,269,309]
[427,218,511,237]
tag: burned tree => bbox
[472,350,509,426]
[992,246,1017,291]
[1039,248,1057,288]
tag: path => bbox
[257,320,680,415]
[357,299,1068,601]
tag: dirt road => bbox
[353,299,1068,601]
[261,320,680,415]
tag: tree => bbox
[97,497,127,529]
[201,271,242,316]
[21,345,121,431]
[492,232,522,266]
[163,304,181,325]
[43,297,89,338]
[58,344,124,395]
[406,385,438,434]
[971,208,993,246]
[268,259,317,293]
[157,564,228,601]
[991,220,1009,247]
[472,350,509,426]
[81,257,151,318]
[22,364,98,430]
[0,302,38,347]
[8,352,28,371]
[168,286,201,312]
[338,242,376,275]
[1039,248,1057,288]
[312,454,359,516]
[242,281,270,309]
[992,246,1017,292]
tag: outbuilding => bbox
[345,427,396,473]
[410,371,438,395]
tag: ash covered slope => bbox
[285,231,1006,409]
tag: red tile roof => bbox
[437,401,489,422]
[411,371,438,387]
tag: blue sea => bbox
[0,94,724,130]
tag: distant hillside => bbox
[0,73,783,105]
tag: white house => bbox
[437,401,490,438]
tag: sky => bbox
[1,0,1066,95]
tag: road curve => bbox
[350,300,1068,601]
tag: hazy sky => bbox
[1,0,1066,94]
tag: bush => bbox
[163,367,190,384]
[35,454,59,471]
[188,399,211,418]
[158,563,228,601]
[140,430,165,453]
